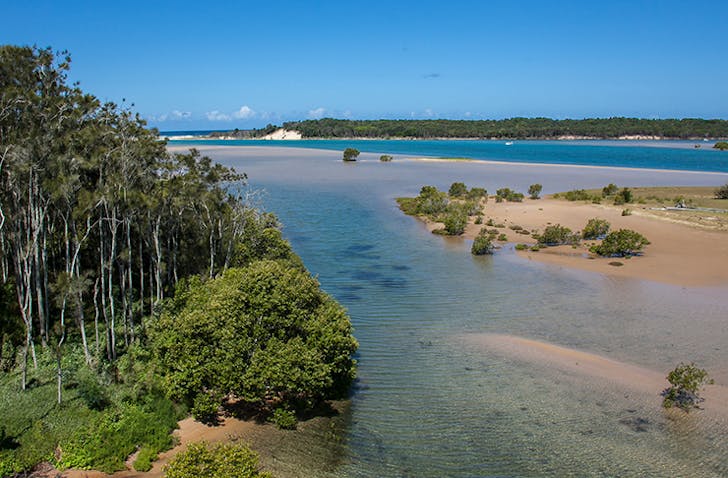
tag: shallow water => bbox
[204,146,728,477]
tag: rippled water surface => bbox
[201,146,728,477]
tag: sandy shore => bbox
[462,333,728,418]
[430,197,728,287]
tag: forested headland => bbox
[0,45,356,476]
[271,118,728,139]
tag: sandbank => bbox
[434,197,728,287]
[462,333,728,418]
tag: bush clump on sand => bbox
[379,154,393,162]
[514,243,529,251]
[562,189,591,201]
[269,407,297,430]
[602,183,619,197]
[164,441,272,478]
[448,182,468,197]
[466,187,488,201]
[496,188,524,202]
[613,187,633,205]
[471,229,495,255]
[715,183,728,199]
[442,211,468,235]
[528,183,543,199]
[342,148,360,161]
[590,229,649,257]
[537,224,579,246]
[582,218,610,240]
[661,363,714,412]
[714,141,728,151]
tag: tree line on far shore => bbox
[277,118,728,139]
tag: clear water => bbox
[170,138,728,173]
[203,146,728,477]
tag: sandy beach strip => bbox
[437,197,728,287]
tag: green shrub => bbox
[471,229,495,255]
[530,245,541,251]
[563,189,591,201]
[191,390,222,423]
[442,211,467,235]
[508,224,523,231]
[342,148,360,161]
[537,224,578,246]
[582,218,610,240]
[514,243,529,251]
[466,187,488,200]
[474,215,483,225]
[416,186,449,215]
[613,187,633,205]
[715,183,728,199]
[528,183,543,199]
[590,229,649,257]
[714,141,728,151]
[269,407,297,430]
[662,363,714,412]
[485,218,495,226]
[602,183,618,197]
[448,182,468,197]
[164,441,272,478]
[496,188,524,202]
[134,445,158,472]
[58,398,178,473]
[497,233,507,241]
[621,208,632,216]
[75,368,111,411]
[379,154,393,162]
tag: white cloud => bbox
[424,108,434,117]
[464,111,472,117]
[308,107,326,119]
[206,110,231,121]
[172,110,191,119]
[233,105,256,119]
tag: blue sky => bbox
[4,0,728,130]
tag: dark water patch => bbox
[374,276,408,289]
[351,270,383,282]
[391,264,411,271]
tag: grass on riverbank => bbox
[552,185,728,230]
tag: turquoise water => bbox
[205,146,728,477]
[170,139,728,172]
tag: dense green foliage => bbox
[471,229,495,255]
[662,363,714,411]
[0,45,357,474]
[280,118,728,139]
[379,154,393,162]
[582,218,611,240]
[151,261,357,415]
[164,441,272,478]
[448,182,468,198]
[715,183,728,199]
[342,148,360,161]
[613,187,634,205]
[528,184,543,199]
[590,229,650,257]
[495,188,524,202]
[537,225,579,246]
[714,141,728,150]
[397,185,487,237]
[602,183,619,197]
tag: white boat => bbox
[505,141,514,146]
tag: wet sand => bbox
[462,333,728,418]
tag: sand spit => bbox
[259,128,302,140]
[462,333,728,417]
[452,198,728,287]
